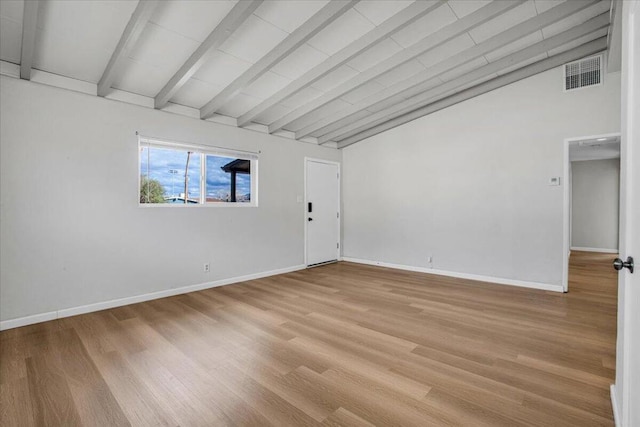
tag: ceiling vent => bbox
[564,55,602,91]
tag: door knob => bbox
[308,217,313,221]
[613,256,634,273]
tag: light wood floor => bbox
[0,251,618,426]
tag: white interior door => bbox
[614,2,639,426]
[306,160,340,266]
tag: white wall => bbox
[0,76,340,323]
[343,66,620,288]
[571,158,620,251]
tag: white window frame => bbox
[138,136,258,207]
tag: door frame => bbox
[304,157,341,267]
[562,131,621,292]
[613,2,639,425]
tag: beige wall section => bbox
[343,66,621,287]
[0,75,341,322]
[571,158,620,251]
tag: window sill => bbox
[138,203,258,208]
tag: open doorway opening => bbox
[563,133,621,293]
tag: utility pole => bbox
[184,152,192,204]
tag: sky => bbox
[140,146,251,201]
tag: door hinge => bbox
[337,243,340,249]
[337,212,339,219]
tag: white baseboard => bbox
[341,257,563,293]
[571,246,619,253]
[610,384,621,427]
[0,264,306,331]
[0,311,59,331]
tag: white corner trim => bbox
[31,69,97,96]
[0,264,306,331]
[341,257,563,293]
[161,102,200,119]
[106,88,154,108]
[571,246,619,253]
[610,384,621,427]
[0,62,332,149]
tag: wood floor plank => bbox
[288,335,432,400]
[0,378,35,426]
[90,351,178,426]
[225,351,337,421]
[213,361,320,426]
[292,366,445,426]
[123,348,235,426]
[0,251,616,425]
[25,353,83,426]
[420,388,524,427]
[52,328,130,426]
[322,407,376,427]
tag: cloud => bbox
[141,147,251,199]
[141,147,201,197]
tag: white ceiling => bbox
[0,0,614,148]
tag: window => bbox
[139,137,257,206]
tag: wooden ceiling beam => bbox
[97,0,159,97]
[337,38,608,149]
[267,0,533,134]
[235,0,446,128]
[199,0,359,120]
[321,13,610,144]
[154,0,262,110]
[297,0,601,141]
[19,0,40,80]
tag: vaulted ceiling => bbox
[0,0,615,148]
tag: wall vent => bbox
[564,55,602,91]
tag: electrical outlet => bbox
[204,263,210,273]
